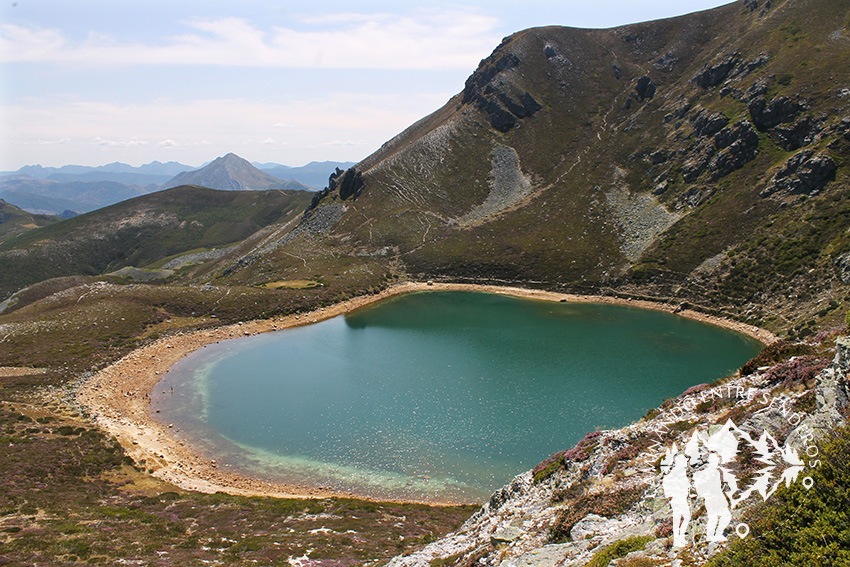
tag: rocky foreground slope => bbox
[389,338,849,566]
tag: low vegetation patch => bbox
[260,279,323,289]
[708,425,850,567]
[585,535,653,567]
[550,484,646,543]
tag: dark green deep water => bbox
[153,291,762,503]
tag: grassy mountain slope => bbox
[0,186,312,298]
[216,0,850,337]
[0,199,58,244]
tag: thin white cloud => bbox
[0,9,500,70]
[33,137,71,145]
[93,136,148,147]
[3,92,448,167]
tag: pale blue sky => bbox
[1,0,736,170]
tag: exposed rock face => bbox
[462,50,543,132]
[761,150,837,198]
[772,116,824,151]
[332,167,365,200]
[634,76,657,101]
[748,95,808,131]
[692,110,729,138]
[708,121,760,180]
[305,166,365,214]
[388,346,849,567]
[690,50,769,92]
[682,114,759,183]
[693,53,740,89]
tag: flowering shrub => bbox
[764,355,829,388]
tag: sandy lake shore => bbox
[76,281,778,502]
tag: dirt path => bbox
[76,282,777,502]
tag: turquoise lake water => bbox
[152,291,762,503]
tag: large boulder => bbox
[634,76,657,101]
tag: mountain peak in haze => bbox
[162,153,309,191]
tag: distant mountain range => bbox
[7,160,190,183]
[0,156,355,216]
[253,160,356,190]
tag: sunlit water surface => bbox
[153,291,762,503]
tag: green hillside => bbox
[0,186,312,297]
[0,199,58,244]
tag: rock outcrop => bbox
[693,53,741,89]
[461,49,543,132]
[748,95,808,131]
[760,150,837,198]
[305,166,365,214]
[634,76,657,101]
[708,121,759,180]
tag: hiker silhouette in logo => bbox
[693,450,732,542]
[692,425,739,542]
[661,445,691,548]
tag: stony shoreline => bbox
[75,282,778,503]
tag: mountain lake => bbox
[152,291,763,503]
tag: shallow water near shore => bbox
[153,291,762,503]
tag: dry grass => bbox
[260,279,323,289]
